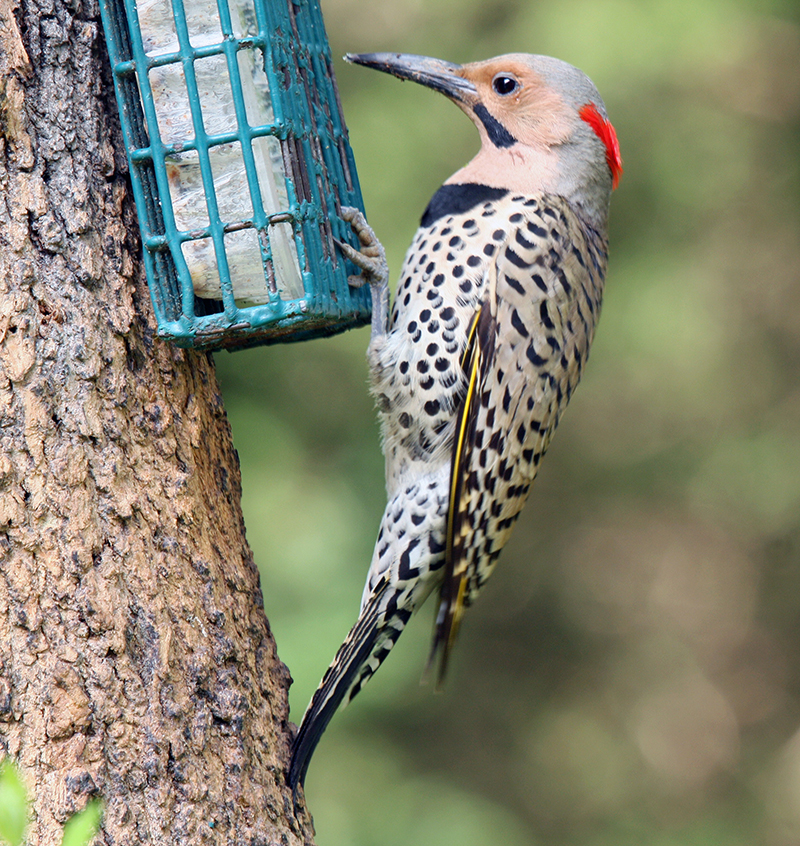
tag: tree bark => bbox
[0,0,313,842]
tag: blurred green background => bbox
[214,0,800,842]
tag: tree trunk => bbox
[0,0,313,842]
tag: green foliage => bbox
[60,800,103,846]
[0,760,103,846]
[215,0,800,843]
[0,761,27,846]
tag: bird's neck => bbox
[446,142,611,231]
[445,143,559,198]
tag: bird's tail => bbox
[288,577,411,791]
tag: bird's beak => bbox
[345,53,477,104]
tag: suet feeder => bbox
[99,0,371,350]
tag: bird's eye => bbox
[492,74,519,96]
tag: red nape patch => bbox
[579,103,623,190]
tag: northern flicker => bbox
[289,52,622,790]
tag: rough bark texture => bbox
[0,0,314,841]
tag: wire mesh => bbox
[99,0,371,350]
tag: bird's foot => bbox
[337,206,390,339]
[337,207,389,291]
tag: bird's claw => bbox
[337,207,389,291]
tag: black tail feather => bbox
[288,582,391,791]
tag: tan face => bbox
[456,58,574,151]
[345,51,620,218]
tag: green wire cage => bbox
[99,0,371,351]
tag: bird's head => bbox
[346,52,622,229]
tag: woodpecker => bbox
[289,52,622,790]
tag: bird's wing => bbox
[428,197,606,684]
[425,298,495,684]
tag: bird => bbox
[288,51,622,791]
